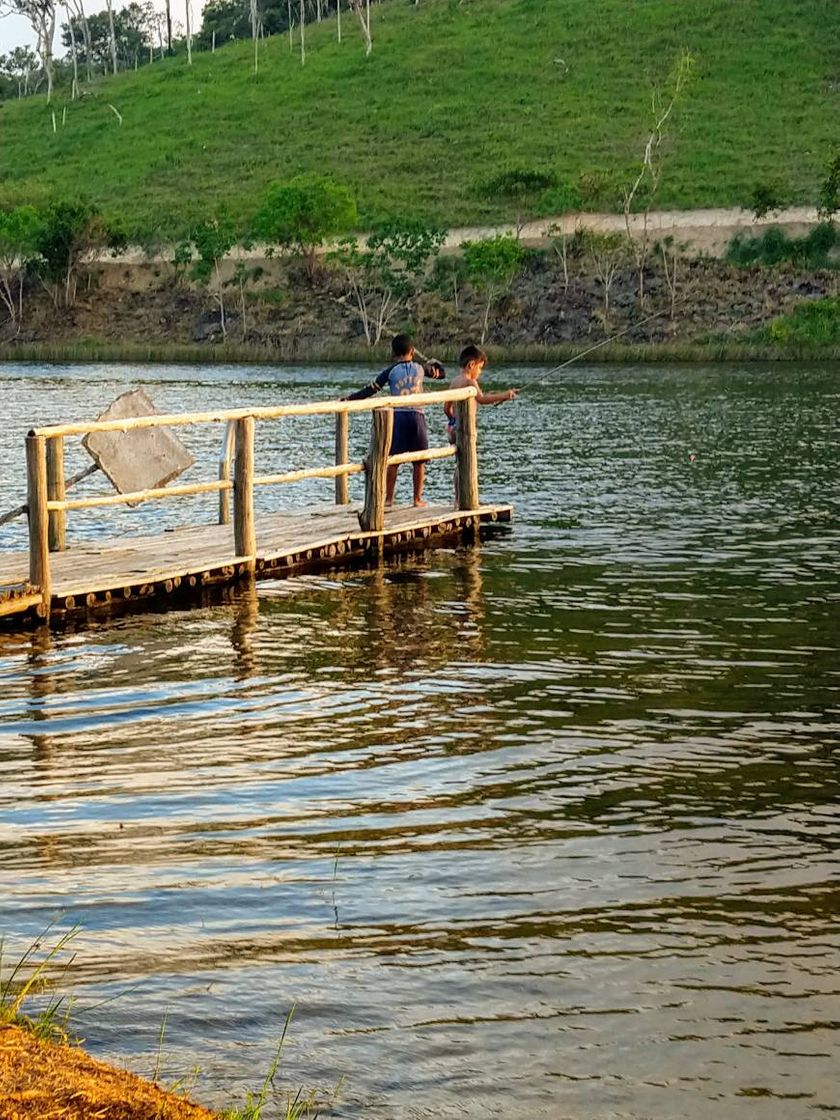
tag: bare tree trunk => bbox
[250,0,259,72]
[105,0,118,74]
[64,3,79,97]
[185,0,192,64]
[164,0,172,51]
[336,0,341,41]
[299,0,305,64]
[349,0,370,53]
[287,0,292,51]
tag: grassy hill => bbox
[0,0,837,236]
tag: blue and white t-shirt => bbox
[388,361,426,411]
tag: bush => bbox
[473,167,557,233]
[766,296,840,345]
[461,235,525,342]
[726,223,838,269]
[748,181,787,220]
[251,176,357,277]
[33,199,122,307]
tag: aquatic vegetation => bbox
[0,922,79,1044]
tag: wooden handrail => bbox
[30,387,477,439]
[254,462,365,488]
[388,446,455,467]
[47,478,232,512]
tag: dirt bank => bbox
[0,1025,217,1120]
[3,245,836,364]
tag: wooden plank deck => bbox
[0,501,512,627]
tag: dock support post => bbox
[233,416,256,570]
[46,437,66,552]
[335,411,349,504]
[455,396,479,511]
[26,433,51,620]
[359,408,393,532]
[218,420,236,525]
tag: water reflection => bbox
[0,362,838,1120]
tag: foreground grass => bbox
[1,0,837,234]
[1,930,333,1120]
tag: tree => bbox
[0,205,42,329]
[461,235,525,343]
[475,167,557,238]
[578,229,629,317]
[818,147,840,223]
[1,0,57,100]
[33,199,119,308]
[749,182,787,221]
[328,218,444,346]
[251,175,357,277]
[622,49,693,307]
[61,2,156,74]
[347,0,370,54]
[0,46,41,97]
[188,209,238,337]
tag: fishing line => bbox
[536,307,671,384]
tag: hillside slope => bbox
[0,0,837,235]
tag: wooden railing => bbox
[24,387,480,618]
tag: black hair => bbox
[391,334,413,358]
[459,344,487,368]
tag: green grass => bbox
[765,295,840,344]
[4,338,840,366]
[1,0,837,235]
[0,923,79,1043]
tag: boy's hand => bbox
[507,388,518,401]
[425,360,446,379]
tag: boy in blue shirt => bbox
[344,334,445,508]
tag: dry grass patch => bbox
[0,1023,217,1120]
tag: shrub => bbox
[33,199,122,308]
[766,296,840,345]
[461,235,525,342]
[328,217,445,346]
[252,176,357,278]
[748,181,787,220]
[726,223,838,269]
[817,147,840,222]
[473,167,557,234]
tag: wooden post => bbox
[46,436,66,551]
[359,408,393,532]
[335,410,349,504]
[455,397,479,511]
[26,433,51,619]
[233,416,256,569]
[218,419,235,524]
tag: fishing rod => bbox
[536,307,670,384]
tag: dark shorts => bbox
[390,410,428,456]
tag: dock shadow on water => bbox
[0,360,838,1119]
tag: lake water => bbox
[0,361,838,1119]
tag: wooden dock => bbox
[0,386,512,628]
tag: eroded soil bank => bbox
[0,1025,217,1120]
[2,249,837,363]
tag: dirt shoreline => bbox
[2,208,837,365]
[0,1024,218,1120]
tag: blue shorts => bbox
[391,410,428,455]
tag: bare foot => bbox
[385,501,394,510]
[413,499,429,508]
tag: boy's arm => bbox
[476,388,517,405]
[342,365,393,401]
